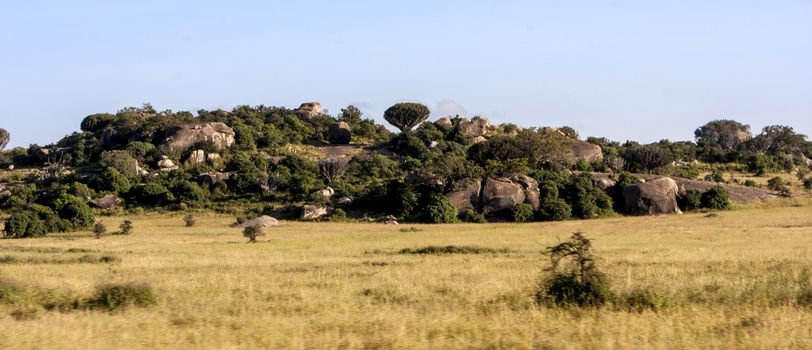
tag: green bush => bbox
[804,178,812,190]
[87,282,157,311]
[243,225,264,243]
[4,210,48,238]
[537,199,572,221]
[619,287,670,312]
[460,209,488,223]
[678,190,702,211]
[700,187,730,210]
[535,233,611,307]
[743,179,758,187]
[93,222,107,239]
[96,167,132,194]
[118,220,133,235]
[767,177,791,196]
[511,203,535,223]
[330,208,348,221]
[423,195,458,223]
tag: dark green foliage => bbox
[511,203,535,223]
[243,225,263,243]
[622,143,673,173]
[398,246,510,255]
[383,102,431,133]
[619,287,669,312]
[535,232,611,307]
[87,282,157,311]
[53,192,95,229]
[423,195,458,223]
[705,170,725,183]
[678,190,702,211]
[743,179,759,187]
[746,155,781,176]
[4,210,48,238]
[96,167,132,194]
[330,208,348,221]
[562,173,612,219]
[538,199,572,221]
[134,181,173,205]
[468,129,573,170]
[700,187,730,210]
[804,178,812,190]
[459,209,488,223]
[169,180,208,205]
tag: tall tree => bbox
[383,103,430,133]
[694,120,751,151]
[0,128,8,150]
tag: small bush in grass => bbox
[398,245,510,255]
[534,232,612,307]
[743,179,758,187]
[537,199,572,221]
[92,221,107,239]
[700,187,730,210]
[87,282,157,311]
[330,208,348,221]
[767,177,791,196]
[678,190,702,212]
[459,209,488,223]
[117,220,133,235]
[0,277,26,304]
[243,225,264,243]
[183,214,196,227]
[511,203,535,223]
[619,287,670,312]
[803,178,812,191]
[423,195,458,223]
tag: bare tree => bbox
[319,157,350,185]
[604,155,625,174]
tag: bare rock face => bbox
[623,177,682,215]
[472,136,488,144]
[445,179,482,214]
[237,215,279,228]
[197,172,231,186]
[337,197,353,206]
[570,140,603,163]
[157,156,178,172]
[294,102,323,120]
[318,187,335,198]
[482,177,526,216]
[328,122,351,144]
[593,178,617,191]
[301,205,329,220]
[434,117,453,129]
[511,174,541,210]
[161,122,235,154]
[457,117,492,137]
[90,194,121,209]
[186,150,206,166]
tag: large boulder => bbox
[593,178,617,191]
[161,122,235,154]
[301,205,329,220]
[328,122,351,144]
[511,174,540,210]
[157,156,178,172]
[434,117,453,130]
[90,194,121,209]
[237,215,280,228]
[482,177,526,216]
[198,172,231,186]
[445,179,482,214]
[457,117,492,137]
[294,102,323,120]
[623,177,682,215]
[570,140,603,163]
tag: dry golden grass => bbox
[1,201,812,349]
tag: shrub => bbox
[330,208,348,221]
[700,187,730,210]
[704,170,725,183]
[96,167,132,194]
[678,190,702,211]
[511,203,535,223]
[537,199,572,221]
[767,177,791,196]
[398,246,510,255]
[118,220,133,235]
[183,214,195,227]
[87,282,157,311]
[423,195,458,224]
[534,232,611,307]
[4,210,47,238]
[460,209,488,223]
[243,225,264,243]
[743,179,758,187]
[804,178,812,190]
[93,221,107,239]
[619,287,670,312]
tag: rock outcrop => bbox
[570,140,603,163]
[90,194,121,209]
[237,215,280,228]
[301,205,329,220]
[623,177,682,215]
[294,102,323,119]
[434,117,453,129]
[593,178,617,191]
[456,117,492,137]
[482,177,526,216]
[198,172,231,186]
[157,156,178,172]
[511,174,540,210]
[328,122,351,144]
[186,150,206,166]
[161,122,235,154]
[444,179,482,214]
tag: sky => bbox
[1,0,810,148]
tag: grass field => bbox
[2,201,812,349]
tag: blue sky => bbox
[1,0,810,148]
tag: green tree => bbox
[0,128,9,150]
[694,120,751,152]
[383,103,431,133]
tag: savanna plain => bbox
[1,201,812,350]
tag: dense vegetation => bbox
[1,103,811,238]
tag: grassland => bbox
[1,201,812,349]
